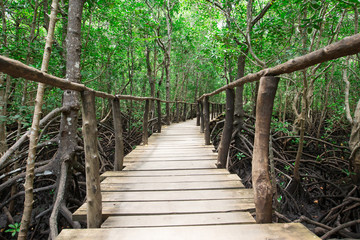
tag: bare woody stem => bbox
[18,0,59,239]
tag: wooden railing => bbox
[196,33,360,223]
[0,55,199,228]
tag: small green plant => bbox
[342,169,356,176]
[284,165,290,171]
[5,223,20,237]
[316,155,321,162]
[236,152,246,160]
[271,119,291,135]
[277,195,282,203]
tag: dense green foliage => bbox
[1,0,359,132]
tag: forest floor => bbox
[210,113,360,239]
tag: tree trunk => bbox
[349,100,360,184]
[146,45,155,116]
[18,0,59,238]
[344,7,360,184]
[252,76,279,223]
[234,53,247,130]
[48,0,84,237]
[165,53,171,125]
[216,88,235,168]
[0,0,10,157]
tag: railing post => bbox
[183,102,187,121]
[200,101,204,133]
[253,76,279,223]
[196,101,201,126]
[112,98,124,171]
[157,99,161,133]
[190,104,193,119]
[175,101,179,123]
[81,90,102,228]
[166,102,170,125]
[142,99,150,145]
[216,89,235,168]
[204,96,210,145]
[211,103,214,119]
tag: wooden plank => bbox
[133,145,214,149]
[101,169,230,178]
[101,189,253,202]
[73,199,255,221]
[123,160,216,170]
[100,180,244,192]
[125,153,217,158]
[101,174,240,184]
[101,212,255,228]
[58,223,320,240]
[124,156,218,163]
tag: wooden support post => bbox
[196,101,200,126]
[200,101,204,133]
[166,102,170,125]
[204,96,210,145]
[183,103,187,121]
[253,76,279,223]
[157,99,161,133]
[175,101,179,123]
[142,100,150,145]
[81,90,102,228]
[219,104,223,114]
[190,104,193,119]
[112,98,124,171]
[212,103,215,119]
[216,89,235,168]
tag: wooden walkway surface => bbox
[57,119,320,239]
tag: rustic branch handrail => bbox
[198,33,360,100]
[0,55,197,105]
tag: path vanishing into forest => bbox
[57,119,319,240]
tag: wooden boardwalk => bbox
[57,119,319,239]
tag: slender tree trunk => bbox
[344,7,360,184]
[48,0,84,238]
[217,88,235,168]
[18,0,59,239]
[252,76,279,223]
[293,70,308,185]
[165,53,171,125]
[146,45,155,116]
[234,52,247,130]
[0,0,9,157]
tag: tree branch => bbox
[203,0,224,11]
[251,0,274,28]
